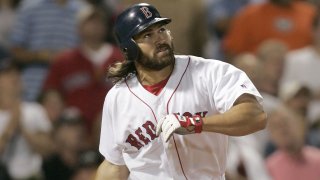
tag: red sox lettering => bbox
[178,111,208,118]
[125,111,208,150]
[125,120,156,150]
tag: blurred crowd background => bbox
[0,0,320,180]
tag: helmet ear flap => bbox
[120,38,139,61]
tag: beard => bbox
[136,42,175,71]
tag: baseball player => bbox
[97,3,267,180]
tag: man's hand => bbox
[156,114,203,142]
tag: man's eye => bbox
[159,28,166,32]
[143,34,151,38]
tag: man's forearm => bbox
[95,160,129,180]
[202,101,267,136]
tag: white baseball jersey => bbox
[99,55,263,180]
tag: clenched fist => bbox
[156,114,203,142]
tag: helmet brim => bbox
[132,18,171,37]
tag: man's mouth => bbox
[156,44,170,54]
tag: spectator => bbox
[204,0,250,60]
[42,108,88,180]
[43,5,123,147]
[266,104,320,180]
[281,12,320,123]
[38,90,65,123]
[278,82,320,148]
[256,39,287,97]
[223,0,316,58]
[84,0,118,44]
[282,13,320,98]
[279,81,312,117]
[0,59,54,179]
[9,0,86,101]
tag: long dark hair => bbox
[107,60,136,84]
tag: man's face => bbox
[79,15,106,43]
[133,23,175,71]
[0,68,21,95]
[268,111,305,153]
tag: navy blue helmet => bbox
[114,3,171,61]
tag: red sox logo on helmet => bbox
[140,7,152,18]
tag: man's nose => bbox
[154,32,166,44]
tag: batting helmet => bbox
[114,3,171,61]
